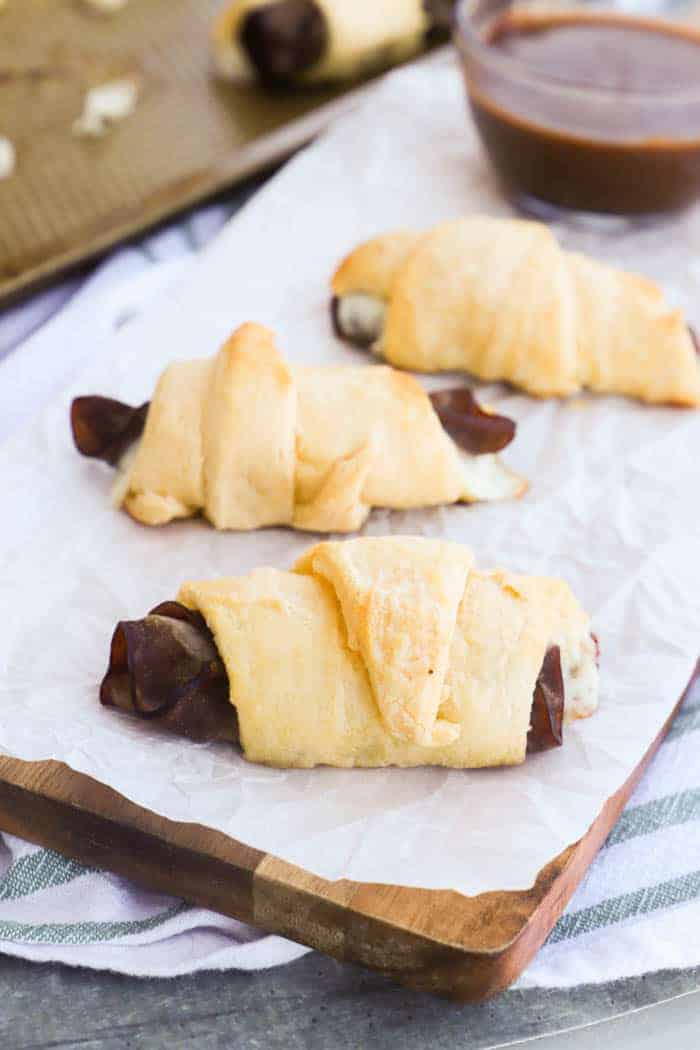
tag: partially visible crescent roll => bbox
[331,216,700,405]
[76,322,525,532]
[172,536,598,767]
[212,0,442,85]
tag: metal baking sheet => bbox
[0,0,433,306]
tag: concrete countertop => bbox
[1,951,698,1049]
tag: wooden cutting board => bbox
[0,0,435,307]
[0,671,693,1001]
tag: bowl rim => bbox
[453,0,700,104]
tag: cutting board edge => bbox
[0,667,692,1001]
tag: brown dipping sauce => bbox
[465,12,700,213]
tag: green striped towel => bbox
[0,676,695,985]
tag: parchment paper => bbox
[0,54,698,895]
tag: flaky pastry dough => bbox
[178,536,597,767]
[116,322,525,531]
[331,216,700,405]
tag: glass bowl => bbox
[454,0,700,218]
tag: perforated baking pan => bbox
[0,0,432,306]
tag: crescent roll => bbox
[101,537,599,769]
[71,322,525,533]
[212,0,452,86]
[331,216,700,406]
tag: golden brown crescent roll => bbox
[212,1,453,86]
[331,216,700,406]
[72,322,525,532]
[150,537,598,768]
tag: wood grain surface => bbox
[0,0,436,306]
[0,671,693,1001]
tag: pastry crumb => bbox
[72,78,139,138]
[0,136,16,180]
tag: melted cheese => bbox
[336,293,386,348]
[562,630,599,722]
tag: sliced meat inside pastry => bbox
[212,0,455,85]
[71,322,525,533]
[101,536,599,768]
[331,216,700,406]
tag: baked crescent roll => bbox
[331,216,700,406]
[71,322,525,533]
[212,0,454,86]
[101,537,599,768]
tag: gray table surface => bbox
[1,950,699,1050]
